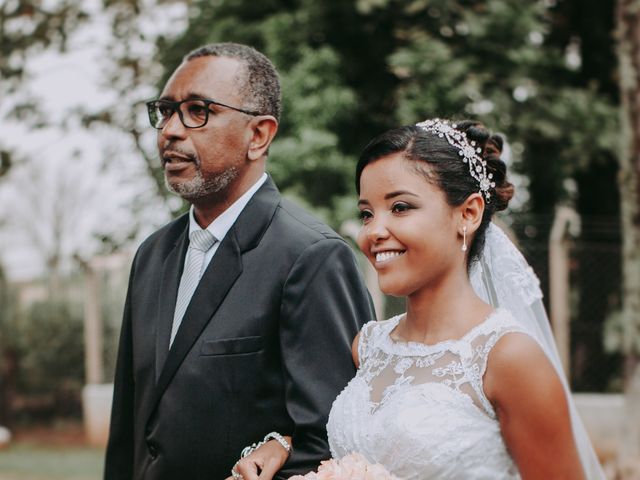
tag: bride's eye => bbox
[358,209,373,223]
[391,202,413,214]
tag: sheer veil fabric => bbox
[470,223,605,479]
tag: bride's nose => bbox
[365,217,390,243]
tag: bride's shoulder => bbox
[352,315,402,367]
[478,309,543,358]
[486,325,546,367]
[485,307,519,325]
[477,308,534,338]
[482,313,558,399]
[361,314,402,336]
[482,327,567,429]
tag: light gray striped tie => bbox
[169,229,216,348]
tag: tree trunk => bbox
[616,0,640,382]
[615,1,640,471]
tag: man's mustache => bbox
[161,144,198,164]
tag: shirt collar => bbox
[188,173,268,242]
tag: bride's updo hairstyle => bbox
[355,119,514,266]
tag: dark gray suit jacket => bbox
[104,178,375,479]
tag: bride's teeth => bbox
[376,251,403,262]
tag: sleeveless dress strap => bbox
[465,311,535,417]
[357,320,378,366]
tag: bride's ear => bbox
[458,192,484,235]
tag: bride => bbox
[229,119,605,479]
[327,118,604,479]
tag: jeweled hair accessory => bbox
[415,118,496,200]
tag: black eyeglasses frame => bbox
[146,98,263,130]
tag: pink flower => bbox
[289,453,399,479]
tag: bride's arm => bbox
[484,332,585,480]
[352,332,361,368]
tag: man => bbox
[104,43,374,480]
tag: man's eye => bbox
[157,104,173,116]
[187,104,207,116]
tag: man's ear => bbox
[458,192,485,235]
[247,116,278,161]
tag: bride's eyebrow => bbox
[358,190,419,206]
[384,190,419,200]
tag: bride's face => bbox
[357,153,461,297]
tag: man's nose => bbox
[160,109,187,140]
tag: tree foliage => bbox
[151,0,622,389]
[0,298,85,419]
[0,1,88,91]
[2,0,627,391]
[151,0,618,224]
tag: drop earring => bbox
[461,226,468,252]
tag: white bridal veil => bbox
[469,223,605,480]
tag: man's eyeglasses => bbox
[146,98,262,129]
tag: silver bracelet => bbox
[264,431,291,454]
[240,431,291,458]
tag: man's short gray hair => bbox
[184,43,282,121]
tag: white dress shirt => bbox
[187,173,268,273]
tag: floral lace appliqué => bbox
[327,309,528,480]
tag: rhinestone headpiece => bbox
[415,118,496,200]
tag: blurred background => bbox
[1,0,639,478]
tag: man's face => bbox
[157,56,254,203]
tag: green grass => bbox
[0,444,104,480]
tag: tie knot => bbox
[189,229,216,252]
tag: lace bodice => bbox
[327,308,527,480]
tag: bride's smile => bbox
[373,249,406,264]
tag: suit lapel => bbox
[154,228,189,382]
[151,233,243,408]
[146,177,281,422]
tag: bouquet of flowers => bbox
[289,453,399,480]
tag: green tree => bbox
[15,301,85,396]
[0,297,85,420]
[149,0,622,390]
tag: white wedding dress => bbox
[327,308,526,480]
[327,224,605,480]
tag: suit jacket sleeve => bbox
[104,255,137,480]
[276,238,374,477]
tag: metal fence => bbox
[509,213,623,393]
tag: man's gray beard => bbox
[165,166,239,202]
